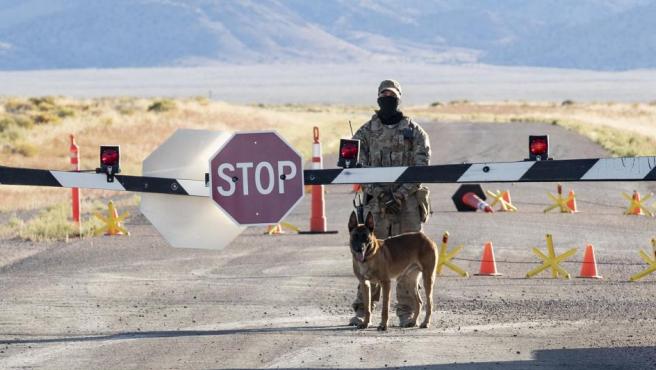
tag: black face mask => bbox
[377,96,403,125]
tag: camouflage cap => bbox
[378,79,402,97]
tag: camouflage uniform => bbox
[350,80,431,327]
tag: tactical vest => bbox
[364,116,417,168]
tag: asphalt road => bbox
[1,121,656,369]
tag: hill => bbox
[0,0,654,70]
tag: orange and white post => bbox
[309,127,327,232]
[69,134,81,234]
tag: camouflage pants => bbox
[351,197,423,326]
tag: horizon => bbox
[1,63,655,104]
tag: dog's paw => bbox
[419,322,430,329]
[348,316,363,326]
[377,324,387,331]
[357,322,369,330]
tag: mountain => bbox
[0,0,654,70]
[485,1,656,70]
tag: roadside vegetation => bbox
[408,100,656,157]
[0,195,137,242]
[2,204,98,242]
[1,96,655,241]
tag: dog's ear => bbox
[365,212,375,232]
[348,211,358,231]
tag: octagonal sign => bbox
[209,132,304,225]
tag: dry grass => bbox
[0,195,139,241]
[3,203,97,242]
[408,101,656,156]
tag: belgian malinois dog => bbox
[348,211,438,330]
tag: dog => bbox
[348,211,438,330]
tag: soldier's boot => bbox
[349,282,381,326]
[396,268,423,327]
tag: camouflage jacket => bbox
[352,113,431,202]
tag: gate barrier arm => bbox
[3,156,656,196]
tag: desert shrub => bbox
[4,99,34,113]
[29,96,56,107]
[561,100,575,106]
[11,142,38,157]
[0,116,12,132]
[36,101,56,112]
[1,127,22,142]
[55,106,76,118]
[147,99,176,112]
[15,203,104,241]
[14,114,34,128]
[18,205,78,241]
[32,112,60,124]
[0,114,34,131]
[430,101,442,107]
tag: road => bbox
[1,121,655,369]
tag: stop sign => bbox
[209,132,304,225]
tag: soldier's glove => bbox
[381,191,404,215]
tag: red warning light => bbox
[340,142,359,159]
[97,145,121,182]
[528,135,550,161]
[530,138,547,155]
[101,148,119,166]
[337,139,360,168]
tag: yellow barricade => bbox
[526,234,577,279]
[436,232,469,277]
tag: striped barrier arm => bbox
[2,156,656,196]
[304,157,656,185]
[0,166,203,196]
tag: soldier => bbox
[349,79,432,327]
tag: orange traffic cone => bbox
[110,206,121,235]
[475,242,502,276]
[501,190,517,211]
[106,206,123,236]
[577,244,602,279]
[502,191,511,204]
[630,191,644,215]
[266,224,283,235]
[300,127,336,234]
[566,190,578,213]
